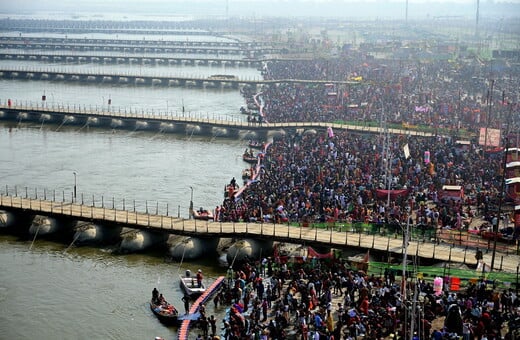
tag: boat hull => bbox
[169,237,219,260]
[226,238,273,264]
[150,301,179,326]
[120,230,168,253]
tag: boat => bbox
[248,140,265,150]
[150,297,179,326]
[242,168,253,180]
[192,207,213,221]
[208,74,237,80]
[242,153,257,164]
[179,269,206,297]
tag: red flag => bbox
[362,250,370,263]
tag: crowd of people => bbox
[195,256,519,340]
[257,56,519,134]
[214,49,520,242]
[216,129,514,240]
[197,41,520,340]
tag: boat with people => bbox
[248,140,265,150]
[150,289,179,326]
[179,269,206,297]
[242,168,253,180]
[242,152,257,164]
[192,207,213,220]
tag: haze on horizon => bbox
[1,0,520,20]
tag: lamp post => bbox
[189,186,193,219]
[73,172,77,202]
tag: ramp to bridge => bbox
[178,276,225,340]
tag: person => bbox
[196,269,203,288]
[227,266,234,286]
[182,294,190,314]
[158,293,166,305]
[152,287,159,304]
[199,303,206,319]
[209,315,217,337]
[475,248,483,262]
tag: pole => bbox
[403,218,409,299]
[189,186,193,219]
[490,137,508,271]
[73,171,77,202]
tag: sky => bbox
[1,0,519,20]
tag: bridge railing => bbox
[0,99,248,124]
[0,100,437,137]
[0,193,518,271]
[0,184,186,218]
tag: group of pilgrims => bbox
[213,52,519,241]
[194,255,519,340]
[198,46,520,339]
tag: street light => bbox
[73,172,77,202]
[189,186,194,218]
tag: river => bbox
[0,26,262,340]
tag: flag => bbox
[476,260,490,273]
[403,143,410,159]
[327,126,334,138]
[362,250,370,263]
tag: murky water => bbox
[0,27,260,339]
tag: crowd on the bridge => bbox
[194,254,520,340]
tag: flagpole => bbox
[490,137,509,271]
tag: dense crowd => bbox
[217,50,520,239]
[216,129,513,241]
[202,45,520,340]
[257,57,519,135]
[197,256,520,340]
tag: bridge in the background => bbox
[0,102,434,139]
[0,37,279,56]
[0,51,263,68]
[0,36,273,49]
[1,194,519,273]
[0,67,358,89]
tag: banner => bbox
[307,247,333,259]
[479,127,501,147]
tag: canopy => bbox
[375,188,410,199]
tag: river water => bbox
[0,28,262,340]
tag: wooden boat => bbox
[248,140,265,150]
[242,168,253,180]
[192,208,213,221]
[179,269,206,297]
[242,153,257,164]
[150,299,179,326]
